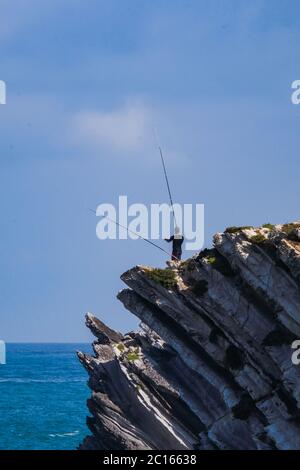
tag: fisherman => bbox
[165,226,184,261]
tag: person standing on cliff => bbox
[165,226,184,261]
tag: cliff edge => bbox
[78,222,300,450]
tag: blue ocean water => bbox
[0,343,92,450]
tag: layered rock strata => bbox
[79,222,300,450]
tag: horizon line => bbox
[3,341,92,344]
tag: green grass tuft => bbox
[126,352,140,362]
[262,223,275,230]
[281,223,300,236]
[146,268,177,289]
[250,233,266,245]
[126,349,140,362]
[198,249,235,277]
[206,254,216,264]
[225,226,253,234]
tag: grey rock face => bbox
[78,222,300,450]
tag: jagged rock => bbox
[85,312,123,344]
[78,222,300,450]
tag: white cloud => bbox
[68,100,192,168]
[70,101,153,156]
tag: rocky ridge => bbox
[78,222,300,450]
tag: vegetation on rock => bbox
[198,248,235,277]
[225,226,253,234]
[126,348,141,362]
[250,233,267,245]
[281,223,300,238]
[145,268,177,289]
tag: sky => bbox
[1,0,300,342]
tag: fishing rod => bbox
[89,208,177,260]
[153,129,178,228]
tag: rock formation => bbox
[78,222,300,450]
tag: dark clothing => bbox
[165,235,184,260]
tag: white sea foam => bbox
[0,378,85,383]
[49,430,80,438]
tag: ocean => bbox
[0,343,92,450]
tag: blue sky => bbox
[1,0,300,341]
